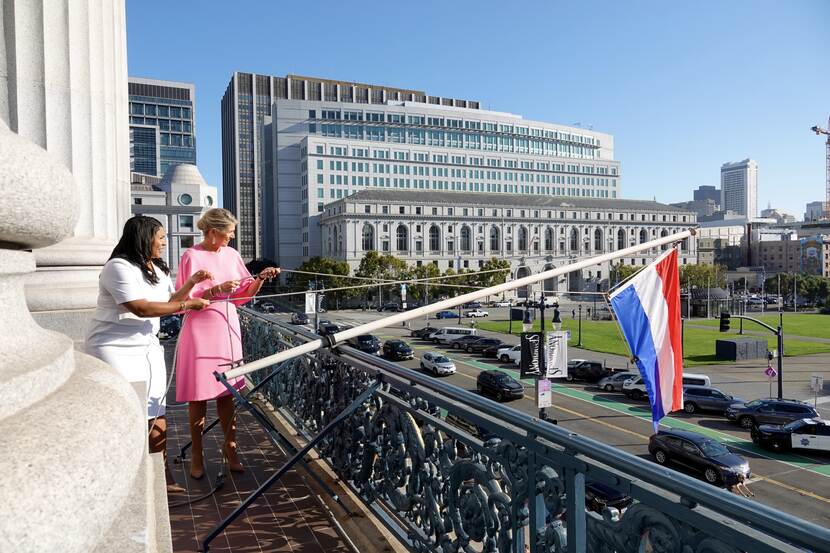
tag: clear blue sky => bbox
[126,0,830,218]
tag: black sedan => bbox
[648,429,750,486]
[411,326,437,339]
[751,418,830,453]
[481,343,505,358]
[290,312,309,325]
[449,335,482,350]
[476,370,524,402]
[348,334,381,355]
[383,340,415,361]
[464,338,503,354]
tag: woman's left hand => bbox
[188,269,214,285]
[258,267,280,281]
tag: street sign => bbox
[811,374,824,393]
[764,366,777,378]
[305,292,315,315]
[537,379,552,408]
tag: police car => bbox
[750,418,830,453]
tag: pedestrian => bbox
[572,309,576,318]
[84,215,211,493]
[175,208,280,479]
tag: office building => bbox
[694,185,721,205]
[319,189,695,294]
[131,164,217,275]
[129,77,197,177]
[720,159,757,218]
[805,200,824,222]
[670,199,718,218]
[222,73,620,265]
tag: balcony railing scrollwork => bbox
[238,310,830,553]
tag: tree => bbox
[475,258,511,289]
[407,262,441,303]
[355,251,409,306]
[287,256,352,309]
[680,263,727,289]
[609,262,643,287]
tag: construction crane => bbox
[811,117,830,219]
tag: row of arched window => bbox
[359,224,684,254]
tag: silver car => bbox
[597,371,638,392]
[420,351,456,376]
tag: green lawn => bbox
[691,312,830,340]
[475,318,830,367]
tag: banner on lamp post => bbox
[544,331,569,379]
[305,292,316,315]
[520,332,544,379]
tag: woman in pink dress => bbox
[175,208,279,478]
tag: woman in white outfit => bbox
[85,216,210,491]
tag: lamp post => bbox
[577,304,583,347]
[508,298,514,335]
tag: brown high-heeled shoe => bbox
[223,444,245,473]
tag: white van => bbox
[428,326,478,345]
[623,372,711,399]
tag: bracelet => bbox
[180,301,186,312]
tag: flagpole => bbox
[223,229,696,380]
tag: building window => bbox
[364,205,371,213]
[178,193,192,206]
[416,206,422,215]
[570,228,579,252]
[490,226,500,251]
[449,226,465,251]
[594,228,602,251]
[399,206,405,214]
[447,240,454,253]
[429,225,440,252]
[179,215,194,231]
[518,227,528,252]
[432,207,438,215]
[396,225,408,252]
[180,235,194,249]
[382,240,390,252]
[133,198,142,205]
[362,224,375,251]
[415,240,423,252]
[382,206,389,214]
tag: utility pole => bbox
[794,273,798,313]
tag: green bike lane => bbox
[387,334,830,480]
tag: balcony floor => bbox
[164,363,352,551]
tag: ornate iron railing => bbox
[240,309,830,553]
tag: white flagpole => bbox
[223,228,695,380]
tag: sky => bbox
[126,0,830,218]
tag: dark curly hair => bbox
[108,216,170,285]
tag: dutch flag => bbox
[610,248,684,429]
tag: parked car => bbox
[462,301,482,309]
[648,429,750,486]
[290,312,309,325]
[435,310,461,319]
[259,301,276,314]
[464,338,503,354]
[725,398,820,429]
[584,482,634,514]
[383,339,414,360]
[624,373,711,400]
[682,386,743,415]
[482,342,507,358]
[411,325,437,339]
[450,335,483,350]
[477,370,524,401]
[591,306,613,320]
[496,344,522,365]
[348,334,381,355]
[158,315,181,340]
[378,302,401,312]
[751,418,830,453]
[492,300,511,308]
[318,323,340,337]
[465,309,489,318]
[597,371,638,392]
[420,351,456,376]
[429,327,477,345]
[565,359,612,382]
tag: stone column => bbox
[1,0,132,313]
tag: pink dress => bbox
[175,244,255,402]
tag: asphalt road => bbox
[270,309,830,528]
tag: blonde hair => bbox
[197,208,238,235]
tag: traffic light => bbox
[719,312,731,332]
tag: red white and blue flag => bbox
[609,248,684,429]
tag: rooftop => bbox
[332,189,695,213]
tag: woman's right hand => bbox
[216,279,241,293]
[185,298,211,311]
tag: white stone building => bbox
[131,164,218,276]
[320,189,696,297]
[720,159,758,218]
